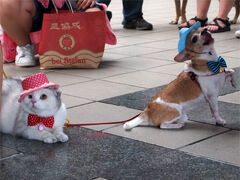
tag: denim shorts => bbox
[31,0,102,32]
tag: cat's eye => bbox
[191,36,198,43]
[40,94,47,100]
[28,95,32,99]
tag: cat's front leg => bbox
[21,127,58,143]
[53,127,69,142]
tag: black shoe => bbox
[123,17,153,30]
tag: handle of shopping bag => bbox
[52,0,74,14]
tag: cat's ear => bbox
[54,89,61,98]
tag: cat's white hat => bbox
[18,73,59,102]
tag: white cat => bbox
[0,74,68,143]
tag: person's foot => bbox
[15,44,36,67]
[236,29,240,38]
[204,18,230,33]
[123,17,153,30]
[178,16,208,29]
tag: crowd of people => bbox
[0,0,239,67]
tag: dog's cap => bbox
[178,21,201,53]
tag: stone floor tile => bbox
[61,80,144,101]
[101,52,129,61]
[180,130,240,166]
[105,45,160,57]
[103,71,176,88]
[219,91,240,105]
[139,39,178,51]
[104,121,228,149]
[62,94,93,108]
[67,102,141,131]
[105,56,173,70]
[146,63,185,75]
[45,71,91,86]
[54,64,135,79]
[222,50,240,59]
[117,36,156,46]
[143,49,178,61]
[3,63,53,78]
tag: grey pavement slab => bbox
[0,146,19,160]
[1,127,240,180]
[104,121,228,149]
[180,130,240,167]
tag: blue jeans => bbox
[96,0,143,24]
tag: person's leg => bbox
[0,0,35,46]
[205,0,234,32]
[122,0,153,30]
[122,0,143,22]
[0,0,37,66]
[179,0,210,28]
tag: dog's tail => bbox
[123,111,148,130]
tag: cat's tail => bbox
[123,111,148,130]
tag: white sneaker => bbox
[235,29,240,38]
[15,44,36,67]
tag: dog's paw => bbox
[216,119,226,127]
[43,135,58,143]
[56,133,69,142]
[123,123,132,131]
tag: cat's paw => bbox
[43,135,58,143]
[56,133,69,142]
[216,118,226,127]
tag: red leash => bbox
[65,112,141,127]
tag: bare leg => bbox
[179,0,210,28]
[205,0,234,31]
[0,0,35,46]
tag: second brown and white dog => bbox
[123,22,236,130]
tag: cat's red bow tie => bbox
[28,114,54,128]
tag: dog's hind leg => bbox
[160,116,185,129]
[123,113,147,130]
[170,0,181,24]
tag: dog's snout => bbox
[201,28,208,35]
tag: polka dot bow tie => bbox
[28,114,54,128]
[207,56,227,73]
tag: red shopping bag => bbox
[38,7,106,69]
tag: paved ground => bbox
[1,0,240,179]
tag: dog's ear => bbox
[174,50,191,62]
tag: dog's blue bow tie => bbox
[207,56,227,73]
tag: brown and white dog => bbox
[123,27,236,130]
[170,0,188,24]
